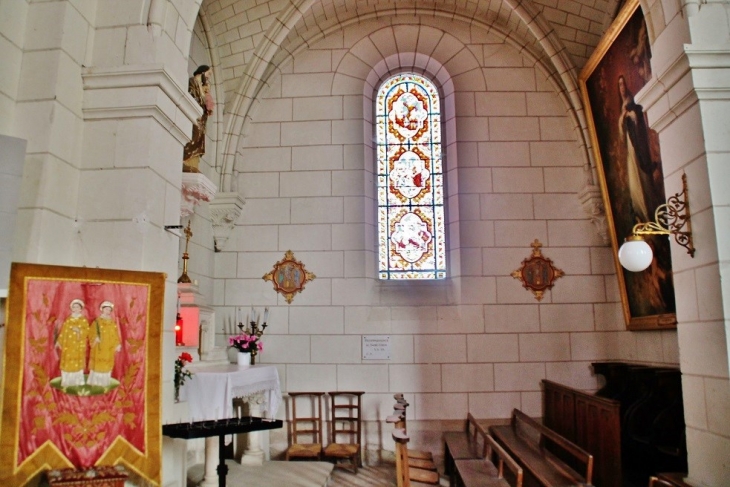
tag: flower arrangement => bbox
[230,306,269,364]
[228,333,263,354]
[173,352,193,402]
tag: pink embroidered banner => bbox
[1,265,163,486]
[18,279,149,468]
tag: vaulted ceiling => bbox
[196,0,619,186]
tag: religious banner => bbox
[0,263,165,486]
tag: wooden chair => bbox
[285,392,325,461]
[393,428,440,487]
[324,391,364,473]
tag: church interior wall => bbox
[219,13,683,459]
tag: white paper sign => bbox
[363,335,391,360]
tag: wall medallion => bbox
[262,250,316,303]
[511,239,564,301]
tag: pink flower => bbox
[229,332,260,353]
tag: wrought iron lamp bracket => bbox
[630,173,695,257]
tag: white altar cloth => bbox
[181,364,281,422]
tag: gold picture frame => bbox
[262,251,316,304]
[0,263,165,485]
[579,0,677,330]
[511,239,564,302]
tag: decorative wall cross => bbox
[262,251,316,304]
[511,239,564,301]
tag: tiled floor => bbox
[328,465,397,486]
[189,460,449,486]
[328,464,448,486]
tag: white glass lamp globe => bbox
[618,236,653,272]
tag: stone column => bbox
[200,437,219,487]
[239,393,267,465]
[639,13,730,483]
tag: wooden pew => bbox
[443,413,483,485]
[452,421,523,487]
[648,476,675,487]
[542,379,621,487]
[489,409,593,487]
[651,473,693,487]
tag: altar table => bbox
[181,364,281,421]
[178,364,282,486]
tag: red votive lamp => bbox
[175,312,184,346]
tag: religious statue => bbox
[183,65,215,173]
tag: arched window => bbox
[376,73,446,280]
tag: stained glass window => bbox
[376,73,446,280]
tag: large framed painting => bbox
[579,0,676,330]
[0,263,165,485]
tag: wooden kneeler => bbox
[392,395,435,463]
[387,413,437,473]
[393,428,440,487]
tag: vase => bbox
[237,352,251,366]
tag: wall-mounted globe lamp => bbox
[618,173,695,272]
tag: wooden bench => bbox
[452,421,523,487]
[648,477,675,487]
[489,409,593,487]
[444,413,483,484]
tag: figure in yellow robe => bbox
[88,301,121,387]
[55,299,89,387]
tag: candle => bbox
[263,307,269,324]
[251,306,256,324]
